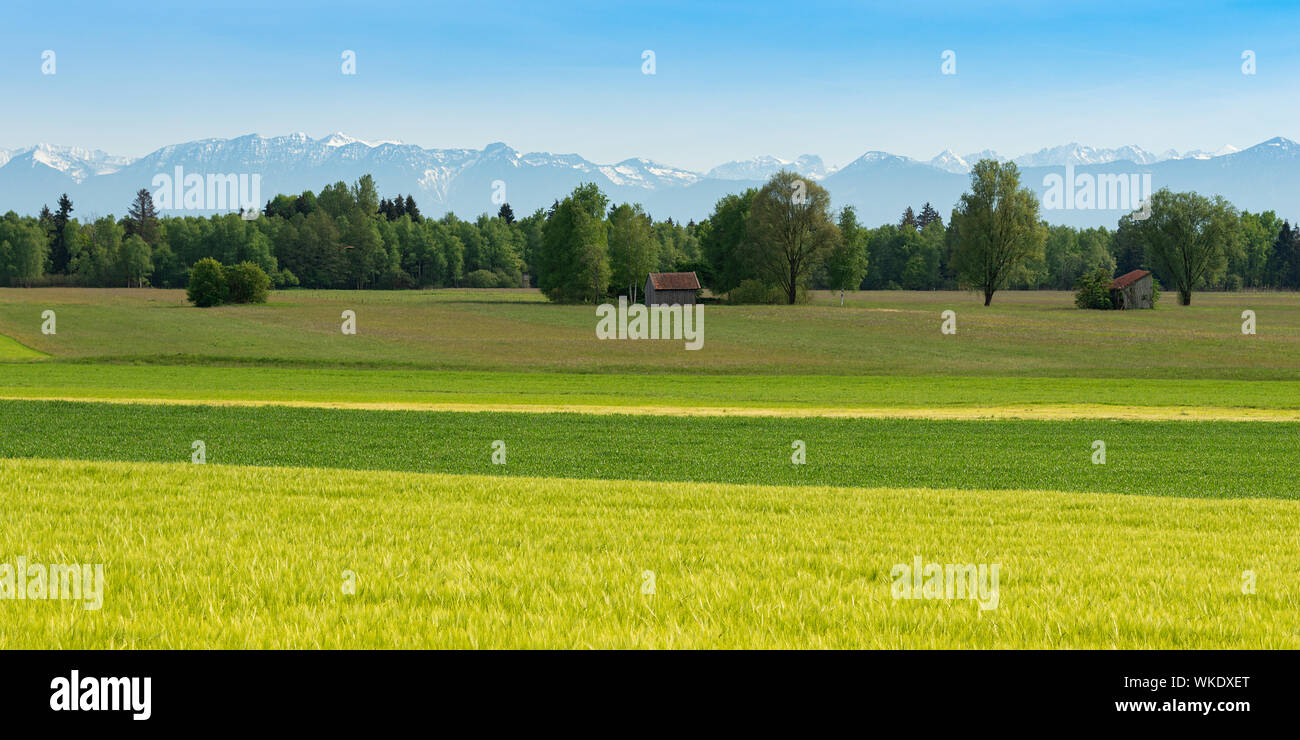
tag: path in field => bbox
[2,457,1296,649]
[6,394,1300,421]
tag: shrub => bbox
[727,279,784,305]
[463,269,500,289]
[225,262,271,304]
[1074,268,1114,310]
[186,258,227,307]
[273,268,299,289]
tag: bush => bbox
[186,258,227,307]
[225,262,271,304]
[273,268,299,289]
[1074,268,1114,310]
[727,279,784,305]
[463,269,500,289]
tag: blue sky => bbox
[2,0,1297,170]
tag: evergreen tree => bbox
[1267,220,1300,288]
[49,193,74,274]
[498,203,516,224]
[917,202,942,229]
[124,188,161,245]
[900,206,918,231]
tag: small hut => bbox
[1109,269,1154,309]
[644,272,701,305]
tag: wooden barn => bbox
[644,272,701,305]
[1110,269,1154,309]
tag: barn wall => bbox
[648,289,696,305]
[1117,276,1153,309]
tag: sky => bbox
[2,0,1297,171]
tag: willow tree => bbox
[949,159,1046,305]
[1131,189,1238,305]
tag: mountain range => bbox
[0,133,1293,228]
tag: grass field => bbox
[1,287,1296,648]
[2,287,1297,377]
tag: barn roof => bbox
[647,272,701,290]
[1110,269,1151,289]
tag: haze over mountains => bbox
[0,133,1293,228]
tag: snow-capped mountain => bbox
[928,150,971,174]
[1010,143,1164,168]
[707,154,829,181]
[0,144,132,183]
[925,143,1245,174]
[0,132,1294,227]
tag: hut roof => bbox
[1110,269,1151,290]
[647,272,701,290]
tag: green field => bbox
[1,287,1297,648]
[1,400,1297,499]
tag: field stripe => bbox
[3,393,1300,421]
[0,333,47,360]
[3,457,1299,648]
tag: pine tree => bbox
[125,188,161,245]
[49,194,74,274]
[498,203,515,224]
[393,194,407,219]
[900,206,917,230]
[1267,221,1299,288]
[404,195,422,223]
[917,202,942,229]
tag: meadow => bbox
[1,287,1297,378]
[1,286,1297,648]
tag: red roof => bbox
[647,272,701,290]
[1110,269,1151,289]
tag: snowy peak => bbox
[322,132,404,148]
[7,144,132,182]
[928,150,971,174]
[706,154,828,181]
[1011,142,1162,168]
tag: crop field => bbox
[1,287,1298,648]
[2,459,1298,649]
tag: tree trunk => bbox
[1179,290,1191,306]
[983,290,993,306]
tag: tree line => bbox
[2,164,1298,306]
